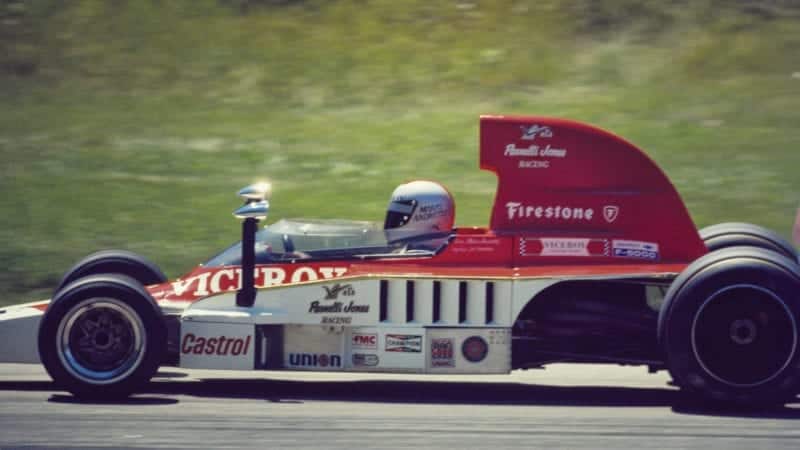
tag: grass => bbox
[1,0,799,305]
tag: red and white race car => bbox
[2,115,799,405]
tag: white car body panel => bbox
[177,276,533,374]
[0,303,45,364]
[1,273,668,374]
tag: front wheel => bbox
[38,274,166,399]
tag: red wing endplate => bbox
[480,115,706,264]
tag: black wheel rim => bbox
[691,284,797,387]
[56,298,145,385]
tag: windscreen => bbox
[203,219,450,267]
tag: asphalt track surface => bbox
[1,364,800,449]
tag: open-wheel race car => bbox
[2,115,799,406]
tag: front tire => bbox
[56,250,168,292]
[39,274,166,399]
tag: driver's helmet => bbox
[384,180,455,241]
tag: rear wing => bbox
[479,115,706,263]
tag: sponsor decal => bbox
[461,336,489,363]
[321,316,352,325]
[309,283,369,315]
[413,203,448,222]
[504,144,538,157]
[166,266,349,298]
[540,238,588,257]
[385,334,423,353]
[519,237,610,257]
[431,338,455,368]
[352,353,379,367]
[308,301,368,314]
[352,333,378,350]
[180,333,252,356]
[518,160,550,169]
[323,283,355,300]
[612,240,660,261]
[505,143,567,170]
[288,353,342,368]
[487,329,510,345]
[505,202,595,222]
[603,205,620,223]
[505,144,567,158]
[450,237,502,254]
[520,124,553,140]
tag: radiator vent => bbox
[376,279,506,326]
[485,281,495,324]
[432,281,441,323]
[406,280,415,322]
[379,280,388,322]
[458,281,468,324]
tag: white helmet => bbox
[384,181,455,239]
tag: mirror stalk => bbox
[233,182,271,308]
[236,217,258,308]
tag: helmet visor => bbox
[384,200,416,229]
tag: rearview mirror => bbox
[237,182,272,202]
[233,200,270,220]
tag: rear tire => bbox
[56,250,167,292]
[699,222,797,261]
[39,274,166,399]
[659,247,800,406]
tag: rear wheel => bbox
[39,274,166,399]
[691,284,796,387]
[699,222,797,261]
[659,247,800,405]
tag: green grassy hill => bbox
[1,0,799,304]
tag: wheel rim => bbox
[56,297,146,385]
[691,284,797,388]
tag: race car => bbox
[1,115,799,406]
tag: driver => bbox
[384,180,455,252]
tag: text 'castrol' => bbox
[181,333,252,356]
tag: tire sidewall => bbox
[39,275,165,398]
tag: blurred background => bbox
[1,0,798,305]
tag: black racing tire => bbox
[699,222,798,261]
[39,274,166,399]
[658,246,800,406]
[56,250,168,292]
